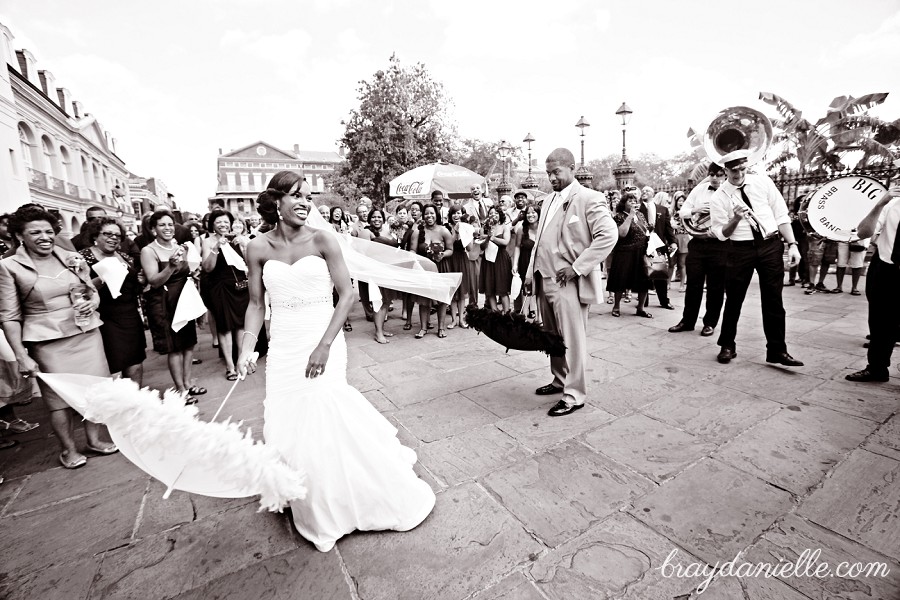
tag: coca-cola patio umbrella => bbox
[389,162,485,200]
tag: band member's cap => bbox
[721,149,750,168]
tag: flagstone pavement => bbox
[0,278,898,600]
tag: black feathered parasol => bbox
[465,305,567,357]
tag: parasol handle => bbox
[162,352,258,499]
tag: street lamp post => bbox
[522,132,538,189]
[496,140,513,198]
[612,102,636,190]
[574,116,593,186]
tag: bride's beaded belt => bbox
[269,295,332,309]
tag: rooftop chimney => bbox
[293,144,299,154]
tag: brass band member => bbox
[669,163,727,336]
[709,150,802,366]
[846,184,900,382]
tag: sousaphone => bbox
[683,107,773,236]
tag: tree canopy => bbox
[335,55,458,206]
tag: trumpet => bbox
[725,190,768,237]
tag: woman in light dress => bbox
[237,172,435,552]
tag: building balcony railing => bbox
[27,167,46,187]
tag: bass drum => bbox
[802,175,887,241]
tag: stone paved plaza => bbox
[1,277,898,600]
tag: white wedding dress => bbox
[262,256,435,552]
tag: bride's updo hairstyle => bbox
[256,189,286,225]
[258,170,305,225]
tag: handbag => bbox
[644,251,670,280]
[849,243,866,252]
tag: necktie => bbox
[891,218,900,265]
[738,185,764,242]
[478,201,486,221]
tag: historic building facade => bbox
[209,141,343,216]
[0,21,143,233]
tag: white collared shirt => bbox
[709,172,790,241]
[680,177,717,220]
[874,198,900,264]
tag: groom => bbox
[525,148,618,416]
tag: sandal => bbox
[403,323,412,330]
[0,439,18,450]
[850,289,861,296]
[0,418,39,434]
[830,288,843,294]
[636,310,653,319]
[606,296,614,304]
[447,319,457,330]
[374,337,390,344]
[623,293,632,303]
[437,328,447,338]
[343,322,352,332]
[415,329,427,339]
[86,442,118,455]
[188,386,207,395]
[59,450,87,469]
[226,370,238,381]
[611,308,620,317]
[427,323,435,330]
[184,395,198,406]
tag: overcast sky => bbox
[3,0,899,212]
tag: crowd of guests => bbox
[0,167,881,475]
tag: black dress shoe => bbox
[660,302,675,310]
[845,368,889,382]
[535,383,564,395]
[717,347,736,363]
[668,322,694,333]
[547,399,584,417]
[700,325,715,337]
[766,352,804,367]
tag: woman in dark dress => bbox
[357,209,403,344]
[140,210,204,404]
[444,206,475,329]
[201,209,249,380]
[80,217,146,384]
[401,202,425,331]
[512,204,539,316]
[607,192,653,318]
[411,205,453,339]
[478,206,513,312]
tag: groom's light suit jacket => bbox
[528,181,618,304]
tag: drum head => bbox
[806,176,887,241]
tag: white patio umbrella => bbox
[389,162,485,200]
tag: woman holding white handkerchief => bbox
[80,217,146,384]
[201,209,250,381]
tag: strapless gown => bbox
[262,256,435,552]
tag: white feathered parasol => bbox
[37,372,306,512]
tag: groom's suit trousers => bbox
[535,273,589,404]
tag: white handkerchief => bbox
[568,215,580,224]
[647,232,666,255]
[510,273,522,299]
[458,222,474,248]
[172,279,207,332]
[220,243,248,271]
[185,243,201,272]
[92,257,129,299]
[485,241,498,263]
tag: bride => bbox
[236,171,435,552]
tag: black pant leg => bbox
[717,243,756,350]
[866,257,900,371]
[756,238,788,354]
[681,240,705,327]
[703,242,728,328]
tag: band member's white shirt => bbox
[680,176,715,220]
[873,197,900,264]
[709,172,791,241]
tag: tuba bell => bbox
[683,106,774,237]
[702,106,773,167]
